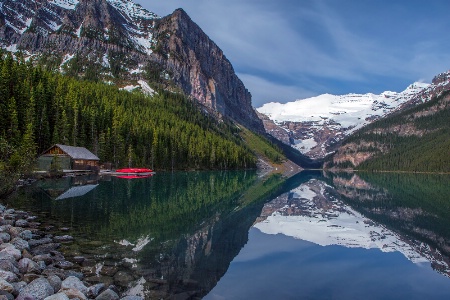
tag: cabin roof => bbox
[44,144,100,161]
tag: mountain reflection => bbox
[254,172,450,278]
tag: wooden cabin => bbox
[37,144,100,171]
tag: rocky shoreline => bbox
[0,204,142,300]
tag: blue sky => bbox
[135,0,450,107]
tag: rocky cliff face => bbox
[152,9,263,131]
[0,0,264,132]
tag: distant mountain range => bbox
[254,177,450,278]
[0,0,263,132]
[257,72,450,161]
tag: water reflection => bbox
[5,171,450,299]
[206,172,450,300]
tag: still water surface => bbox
[5,171,450,299]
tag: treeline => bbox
[0,51,257,175]
[327,91,450,172]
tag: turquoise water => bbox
[5,171,450,299]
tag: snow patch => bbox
[75,23,82,38]
[254,180,430,264]
[107,0,158,20]
[138,80,155,96]
[293,137,317,154]
[49,0,79,10]
[5,44,18,53]
[132,236,152,252]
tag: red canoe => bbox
[115,168,153,173]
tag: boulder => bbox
[87,283,105,298]
[53,236,73,243]
[15,293,37,300]
[60,288,87,300]
[11,281,27,295]
[113,271,134,287]
[121,296,144,300]
[0,270,19,282]
[30,243,60,256]
[8,227,23,238]
[43,293,69,300]
[18,258,41,274]
[17,278,54,300]
[95,289,119,300]
[19,230,33,241]
[0,246,22,260]
[15,220,29,228]
[0,278,14,293]
[0,232,11,243]
[0,290,14,300]
[60,276,88,296]
[11,238,30,251]
[47,275,62,293]
[0,259,20,274]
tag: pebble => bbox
[0,206,140,300]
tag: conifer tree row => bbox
[0,51,257,171]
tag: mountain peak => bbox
[0,0,264,132]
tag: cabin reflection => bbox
[37,176,99,200]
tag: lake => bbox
[4,171,450,299]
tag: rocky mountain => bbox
[0,0,264,132]
[325,83,450,172]
[257,82,435,159]
[254,177,450,278]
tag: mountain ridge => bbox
[0,0,264,133]
[257,73,450,160]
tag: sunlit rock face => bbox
[0,0,264,132]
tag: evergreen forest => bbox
[327,90,450,173]
[0,51,258,186]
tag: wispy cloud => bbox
[136,0,450,105]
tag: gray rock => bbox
[0,205,5,213]
[8,227,23,238]
[0,270,19,282]
[47,275,62,294]
[19,230,33,241]
[95,289,119,300]
[59,288,87,300]
[11,237,30,251]
[0,232,10,243]
[55,260,74,270]
[0,278,14,293]
[28,238,53,248]
[18,278,54,300]
[43,293,69,300]
[87,283,105,298]
[99,265,118,277]
[60,276,88,296]
[0,246,21,260]
[120,296,144,300]
[113,271,134,287]
[0,290,14,300]
[30,243,60,256]
[32,254,53,265]
[15,220,29,227]
[11,281,27,295]
[4,209,15,214]
[22,274,42,283]
[0,259,19,274]
[53,236,73,243]
[15,293,37,300]
[65,270,83,280]
[18,258,41,274]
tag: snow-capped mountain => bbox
[254,179,450,277]
[257,82,430,159]
[0,0,264,132]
